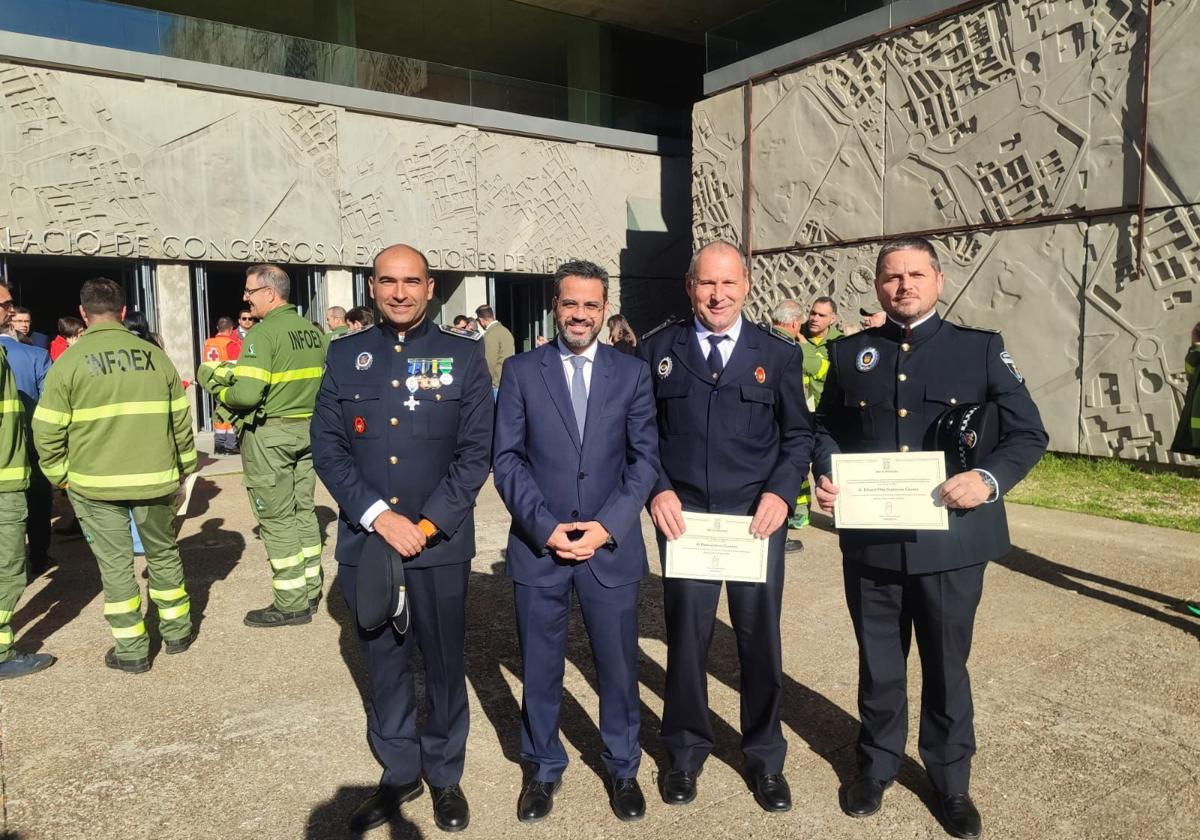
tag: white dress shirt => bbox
[558,335,598,395]
[694,315,743,366]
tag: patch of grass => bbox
[1007,453,1200,533]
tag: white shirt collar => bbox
[693,314,743,344]
[557,336,599,363]
[888,309,938,330]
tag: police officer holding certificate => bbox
[640,241,812,813]
[812,236,1047,839]
[311,244,493,833]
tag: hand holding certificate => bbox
[830,451,949,530]
[664,512,769,583]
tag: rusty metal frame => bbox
[1135,0,1156,279]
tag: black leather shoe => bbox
[164,633,194,655]
[104,647,150,674]
[0,650,56,680]
[517,779,560,822]
[660,768,700,805]
[753,773,792,812]
[784,538,804,553]
[243,605,312,628]
[940,793,982,839]
[348,779,423,833]
[308,594,322,615]
[430,784,469,832]
[608,777,645,821]
[841,776,892,817]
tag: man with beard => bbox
[493,259,659,822]
[311,244,493,833]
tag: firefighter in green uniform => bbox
[794,297,841,530]
[216,264,326,627]
[33,278,197,674]
[0,282,56,680]
[1169,319,1200,617]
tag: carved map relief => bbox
[1147,0,1200,206]
[1080,208,1200,462]
[751,44,885,249]
[929,223,1087,452]
[692,85,744,249]
[747,245,878,324]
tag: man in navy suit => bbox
[639,241,813,813]
[311,243,493,833]
[813,237,1046,839]
[493,259,660,823]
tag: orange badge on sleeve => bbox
[755,366,766,383]
[353,416,366,434]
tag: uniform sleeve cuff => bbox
[973,469,1000,503]
[360,499,390,531]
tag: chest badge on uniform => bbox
[353,416,366,434]
[855,346,879,372]
[355,351,373,371]
[657,357,673,379]
[1000,350,1023,383]
[754,366,766,384]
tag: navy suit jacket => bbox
[493,341,660,588]
[311,318,494,569]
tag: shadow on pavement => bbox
[306,785,423,839]
[996,546,1200,640]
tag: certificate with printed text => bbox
[831,452,949,530]
[664,512,769,583]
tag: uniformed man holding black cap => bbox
[813,236,1048,839]
[311,243,493,834]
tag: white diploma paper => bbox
[664,512,770,583]
[831,451,949,531]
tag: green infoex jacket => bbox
[217,304,325,421]
[32,321,197,501]
[800,324,843,406]
[0,345,30,493]
[1170,343,1200,456]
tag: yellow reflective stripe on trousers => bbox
[111,621,147,639]
[269,553,304,571]
[69,467,180,488]
[0,399,22,414]
[1192,417,1200,429]
[0,609,11,623]
[70,400,180,423]
[103,594,142,615]
[158,603,190,620]
[304,566,322,578]
[301,545,322,558]
[149,586,187,602]
[232,365,271,382]
[33,405,72,426]
[270,367,323,384]
[273,577,308,590]
[0,467,30,481]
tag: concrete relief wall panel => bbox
[338,113,477,269]
[929,222,1087,452]
[692,85,744,249]
[747,245,878,324]
[476,135,650,276]
[751,44,885,249]
[1147,0,1200,207]
[1080,207,1200,462]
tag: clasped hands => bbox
[546,521,610,562]
[372,510,429,558]
[814,469,991,513]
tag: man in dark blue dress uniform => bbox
[813,236,1047,839]
[639,241,813,814]
[312,244,493,833]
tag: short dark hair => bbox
[552,259,609,300]
[13,306,29,317]
[346,306,372,326]
[80,278,125,317]
[246,264,290,298]
[57,315,85,337]
[475,305,495,320]
[812,295,837,314]
[215,316,235,332]
[238,306,253,317]
[452,314,469,327]
[875,236,941,277]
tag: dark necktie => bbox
[706,335,726,380]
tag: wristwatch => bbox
[972,469,999,503]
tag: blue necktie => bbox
[570,355,588,439]
[706,335,726,380]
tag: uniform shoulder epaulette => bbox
[954,322,999,335]
[439,324,484,341]
[640,316,682,341]
[332,325,372,341]
[758,321,797,346]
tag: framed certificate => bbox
[664,512,769,583]
[831,451,949,531]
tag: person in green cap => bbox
[216,264,326,628]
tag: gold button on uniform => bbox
[389,456,398,465]
[391,379,400,388]
[859,400,867,408]
[354,393,360,399]
[898,374,907,382]
[901,343,910,352]
[898,408,908,417]
[389,417,398,426]
[950,397,957,405]
[436,394,442,401]
[900,445,910,452]
[389,496,399,504]
[394,344,402,353]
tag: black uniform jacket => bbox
[813,314,1048,574]
[639,318,813,515]
[311,318,494,569]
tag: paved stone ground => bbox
[1,456,1196,840]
